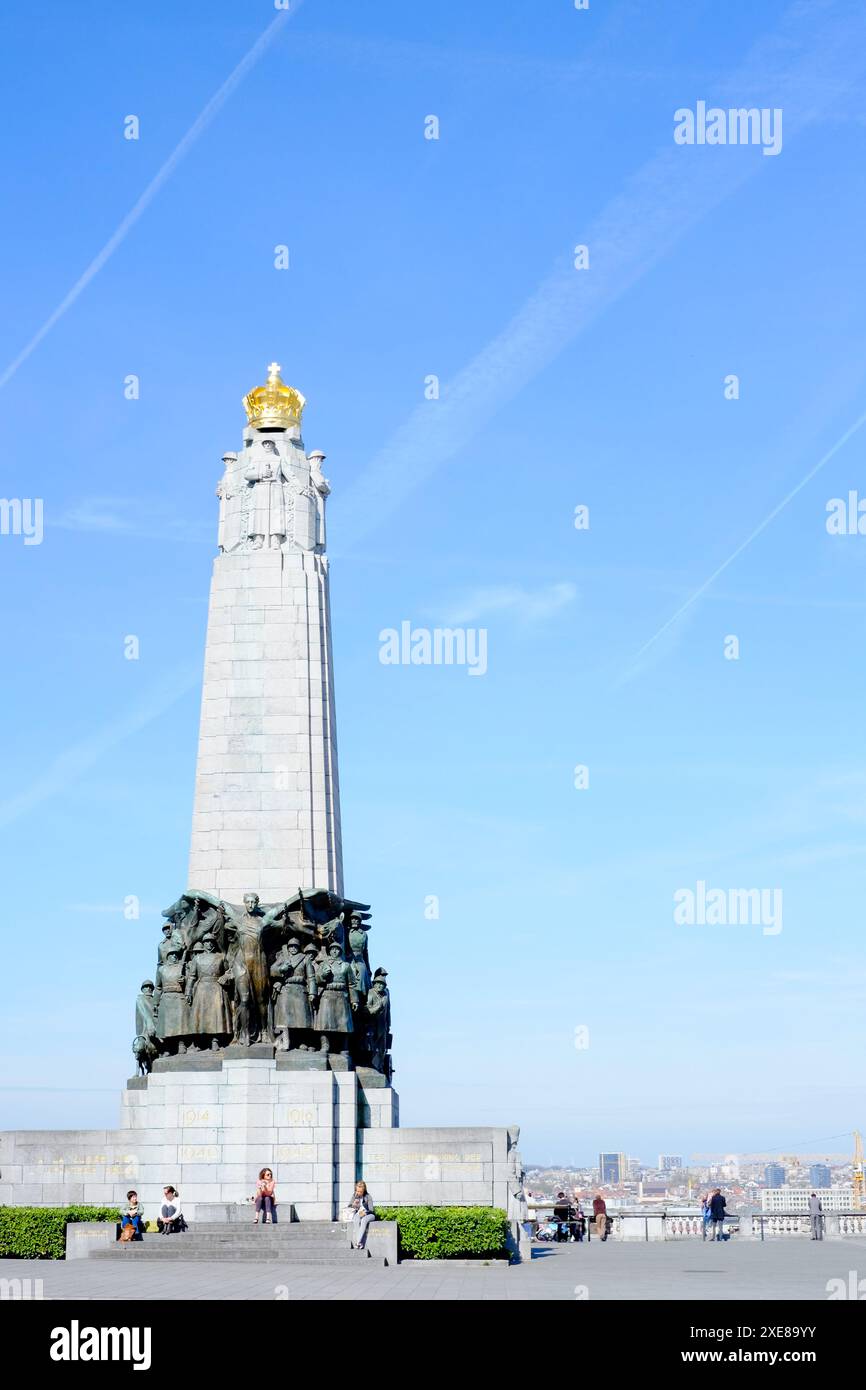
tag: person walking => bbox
[592,1194,608,1241]
[347,1181,377,1249]
[709,1188,727,1241]
[808,1192,824,1241]
[254,1168,278,1225]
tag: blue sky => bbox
[2,0,866,1165]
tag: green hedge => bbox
[0,1206,119,1260]
[376,1205,509,1260]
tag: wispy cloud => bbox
[55,497,212,544]
[0,3,304,391]
[437,581,577,627]
[64,902,162,915]
[619,399,866,683]
[334,0,866,550]
[0,663,199,830]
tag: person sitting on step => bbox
[120,1190,144,1240]
[347,1181,377,1250]
[157,1186,185,1234]
[254,1168,278,1225]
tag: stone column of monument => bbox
[188,364,343,903]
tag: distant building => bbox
[658,1155,683,1171]
[809,1164,831,1189]
[764,1163,785,1188]
[761,1188,853,1213]
[599,1152,627,1184]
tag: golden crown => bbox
[243,362,306,429]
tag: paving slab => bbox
[4,1237,866,1301]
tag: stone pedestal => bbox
[120,1059,396,1221]
[0,1083,512,1219]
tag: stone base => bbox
[222,1043,276,1061]
[275,1053,329,1071]
[355,1067,388,1090]
[0,1065,512,1220]
[326,1054,354,1072]
[151,1054,224,1073]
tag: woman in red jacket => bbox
[592,1194,608,1241]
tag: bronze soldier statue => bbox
[185,936,233,1050]
[132,980,159,1075]
[315,942,358,1059]
[271,937,317,1052]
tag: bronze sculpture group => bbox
[133,888,392,1079]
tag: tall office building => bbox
[658,1154,684,1171]
[809,1163,831,1189]
[764,1163,785,1187]
[599,1152,627,1183]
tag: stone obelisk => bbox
[187,363,343,904]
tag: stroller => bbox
[536,1206,583,1243]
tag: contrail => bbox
[334,0,866,549]
[0,663,200,829]
[621,401,866,676]
[0,3,303,391]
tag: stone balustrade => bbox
[528,1204,866,1240]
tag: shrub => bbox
[0,1206,119,1260]
[376,1205,509,1260]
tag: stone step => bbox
[91,1220,374,1264]
[93,1244,370,1264]
[97,1236,355,1245]
[192,1222,339,1233]
[131,1245,348,1256]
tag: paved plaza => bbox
[5,1238,866,1301]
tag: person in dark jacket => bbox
[808,1192,824,1241]
[553,1191,578,1242]
[709,1188,727,1241]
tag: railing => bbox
[528,1206,721,1241]
[751,1211,866,1239]
[528,1206,866,1240]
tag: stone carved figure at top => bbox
[214,362,331,555]
[216,451,245,554]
